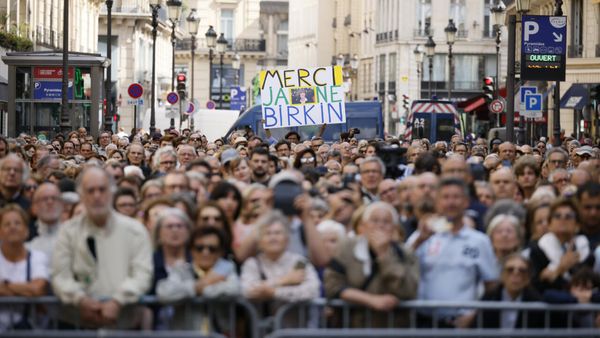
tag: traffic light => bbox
[591,84,600,102]
[402,94,410,112]
[177,73,187,99]
[482,76,495,102]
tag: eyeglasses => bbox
[552,212,576,221]
[193,244,220,253]
[549,159,565,165]
[160,160,176,166]
[1,167,23,174]
[34,196,60,203]
[300,157,315,164]
[504,266,528,275]
[24,184,38,191]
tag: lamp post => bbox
[425,35,436,99]
[60,0,69,134]
[216,33,228,109]
[444,19,457,101]
[149,0,161,135]
[104,0,114,132]
[205,26,217,105]
[350,54,359,101]
[414,45,424,99]
[167,0,182,130]
[552,0,563,146]
[492,1,506,129]
[187,9,199,131]
[232,53,241,86]
[336,53,345,68]
[505,0,530,143]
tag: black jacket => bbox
[478,285,545,329]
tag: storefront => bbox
[1,52,109,137]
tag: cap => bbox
[220,148,239,165]
[575,145,593,156]
[234,136,248,146]
[268,170,302,189]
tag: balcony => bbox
[568,44,583,58]
[375,30,399,44]
[176,38,266,52]
[456,29,468,39]
[414,28,434,38]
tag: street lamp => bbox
[187,8,200,131]
[491,1,506,130]
[444,19,457,100]
[516,0,531,13]
[149,0,161,135]
[104,0,114,132]
[205,25,217,105]
[232,53,241,86]
[216,33,228,109]
[425,35,436,99]
[167,0,182,130]
[414,45,424,99]
[336,53,345,67]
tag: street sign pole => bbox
[133,105,137,131]
[506,14,517,143]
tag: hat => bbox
[268,170,302,189]
[220,148,239,165]
[234,136,248,146]
[152,133,162,141]
[575,145,593,156]
[491,139,503,145]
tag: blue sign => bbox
[166,92,179,105]
[230,86,247,111]
[521,15,567,81]
[33,81,73,100]
[519,86,537,104]
[525,94,542,111]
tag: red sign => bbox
[127,83,144,99]
[33,67,74,80]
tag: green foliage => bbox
[0,29,33,51]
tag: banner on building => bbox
[259,66,345,129]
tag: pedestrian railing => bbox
[271,298,600,337]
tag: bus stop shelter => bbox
[1,52,109,137]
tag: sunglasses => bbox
[201,215,222,222]
[193,244,220,253]
[300,157,315,164]
[504,266,528,275]
[24,184,38,191]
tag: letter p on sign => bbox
[524,22,539,42]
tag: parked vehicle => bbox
[404,100,463,142]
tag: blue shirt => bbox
[416,226,499,317]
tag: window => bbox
[569,0,583,57]
[422,55,446,82]
[378,54,386,93]
[277,20,288,57]
[221,9,234,42]
[388,53,396,92]
[452,54,497,90]
[416,0,432,35]
[483,0,494,38]
[449,0,467,34]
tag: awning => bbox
[560,84,589,110]
[463,97,486,113]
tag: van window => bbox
[411,115,431,140]
[436,117,456,142]
[347,118,378,139]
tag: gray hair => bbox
[155,207,192,244]
[153,146,177,169]
[359,156,386,176]
[316,220,346,240]
[0,153,29,182]
[362,201,400,226]
[255,209,290,239]
[548,168,569,183]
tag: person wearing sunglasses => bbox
[529,198,594,294]
[293,148,317,170]
[478,254,544,329]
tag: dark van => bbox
[225,101,384,142]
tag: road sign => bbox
[127,83,144,99]
[165,106,179,119]
[206,100,216,110]
[522,93,543,118]
[489,99,505,114]
[521,15,567,81]
[166,92,179,105]
[230,86,247,111]
[184,102,195,115]
[126,98,144,106]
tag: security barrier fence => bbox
[0,297,600,338]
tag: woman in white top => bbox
[0,204,49,330]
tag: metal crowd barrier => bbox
[0,296,259,338]
[270,298,600,338]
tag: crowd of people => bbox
[0,126,599,332]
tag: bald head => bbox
[570,169,591,187]
[499,142,516,163]
[490,167,516,200]
[441,155,470,181]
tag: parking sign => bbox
[521,15,567,81]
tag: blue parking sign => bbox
[521,15,567,81]
[525,94,542,111]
